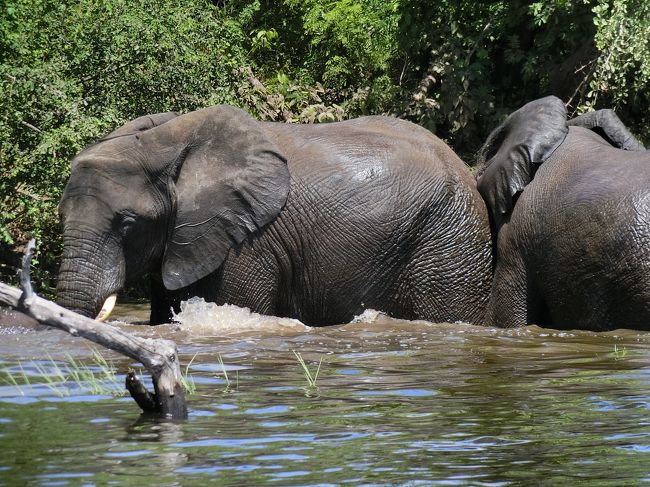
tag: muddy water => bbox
[1,300,650,485]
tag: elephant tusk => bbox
[96,294,117,322]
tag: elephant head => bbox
[57,106,289,318]
[474,96,569,233]
[475,96,645,233]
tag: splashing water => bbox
[171,297,310,335]
[171,298,431,336]
[350,308,387,323]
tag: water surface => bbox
[1,300,649,485]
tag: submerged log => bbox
[0,239,187,419]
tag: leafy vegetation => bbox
[2,0,649,294]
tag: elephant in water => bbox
[57,105,492,326]
[476,96,648,331]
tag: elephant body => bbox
[477,97,650,331]
[57,107,492,326]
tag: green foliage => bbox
[284,0,399,88]
[397,0,649,153]
[585,0,650,140]
[2,0,650,294]
[0,0,254,293]
[397,1,511,147]
[237,67,345,123]
[248,0,401,114]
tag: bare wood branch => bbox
[0,281,188,418]
[20,121,42,133]
[1,241,187,418]
[0,282,187,417]
[465,21,491,65]
[19,238,35,301]
[565,56,597,116]
[125,371,158,413]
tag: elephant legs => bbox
[148,270,230,325]
[149,275,188,325]
[147,249,284,326]
[487,247,549,328]
[386,234,492,325]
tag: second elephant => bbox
[477,96,649,331]
[57,106,493,326]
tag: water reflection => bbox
[0,301,650,484]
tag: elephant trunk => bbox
[56,229,125,319]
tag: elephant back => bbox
[261,117,480,199]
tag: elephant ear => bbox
[476,96,569,231]
[138,105,290,290]
[100,112,180,141]
[568,109,645,151]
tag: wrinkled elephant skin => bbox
[477,96,649,331]
[57,106,492,326]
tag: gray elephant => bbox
[57,105,492,326]
[476,96,648,331]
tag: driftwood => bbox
[0,239,187,419]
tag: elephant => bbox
[476,95,649,331]
[56,105,493,326]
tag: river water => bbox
[1,299,650,485]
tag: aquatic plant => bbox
[32,358,69,397]
[66,352,125,396]
[2,348,199,399]
[216,353,237,393]
[2,365,24,396]
[2,349,125,397]
[180,353,198,395]
[613,344,629,361]
[293,350,323,396]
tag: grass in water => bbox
[2,364,26,396]
[613,344,629,361]
[32,359,69,397]
[180,353,198,395]
[2,349,124,397]
[293,350,323,396]
[217,353,238,393]
[3,349,201,398]
[65,352,124,396]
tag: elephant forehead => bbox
[58,193,114,228]
[61,163,158,217]
[64,166,143,202]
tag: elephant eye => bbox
[116,212,136,237]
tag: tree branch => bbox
[0,242,188,419]
[20,120,42,133]
[19,238,35,301]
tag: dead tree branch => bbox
[20,120,42,133]
[0,241,187,419]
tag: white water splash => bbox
[350,309,388,323]
[171,297,310,335]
